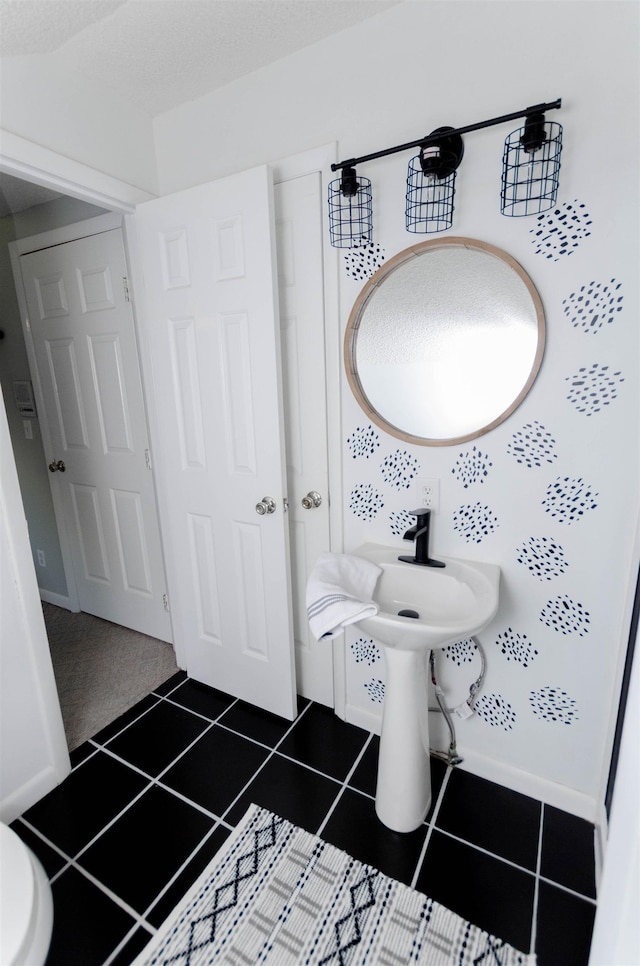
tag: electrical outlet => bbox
[416,477,440,511]
[37,549,46,567]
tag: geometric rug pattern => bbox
[134,804,536,965]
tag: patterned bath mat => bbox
[135,804,536,965]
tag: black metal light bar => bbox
[331,99,562,173]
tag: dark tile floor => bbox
[12,673,597,965]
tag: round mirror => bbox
[345,237,545,445]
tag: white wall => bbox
[0,54,158,194]
[0,397,70,822]
[154,0,639,819]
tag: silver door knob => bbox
[301,490,322,509]
[48,459,66,473]
[255,496,276,515]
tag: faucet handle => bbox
[408,507,431,520]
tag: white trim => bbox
[0,400,70,823]
[596,512,640,805]
[122,212,182,663]
[0,129,156,211]
[454,748,598,823]
[12,211,124,256]
[589,640,640,964]
[346,699,602,821]
[345,701,383,736]
[270,143,345,716]
[39,589,78,611]
[0,764,68,825]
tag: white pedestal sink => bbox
[353,543,500,833]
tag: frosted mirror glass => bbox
[345,238,545,445]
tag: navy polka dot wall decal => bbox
[347,425,380,459]
[476,693,516,731]
[542,476,598,524]
[530,200,593,260]
[451,446,493,488]
[344,242,386,281]
[364,678,385,703]
[453,503,499,543]
[565,363,624,415]
[495,627,539,667]
[540,594,590,636]
[516,536,568,580]
[380,450,420,490]
[349,483,384,520]
[351,638,381,666]
[529,686,579,724]
[562,278,623,334]
[444,639,477,666]
[389,509,414,537]
[507,421,557,468]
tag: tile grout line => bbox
[218,700,316,825]
[427,825,539,884]
[25,702,317,966]
[316,731,376,838]
[410,764,453,891]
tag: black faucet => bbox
[399,508,445,568]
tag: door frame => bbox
[8,212,169,623]
[1,132,347,716]
[269,145,345,717]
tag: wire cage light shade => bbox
[406,155,457,234]
[328,168,373,248]
[501,117,562,217]
[405,129,463,234]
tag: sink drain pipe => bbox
[428,638,486,766]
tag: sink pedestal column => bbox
[375,646,432,833]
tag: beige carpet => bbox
[43,604,178,751]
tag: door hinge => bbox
[145,449,152,470]
[163,593,170,612]
[123,276,131,302]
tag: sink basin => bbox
[354,543,500,651]
[352,543,500,833]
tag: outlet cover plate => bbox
[416,477,440,511]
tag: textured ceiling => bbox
[0,0,401,116]
[0,0,399,214]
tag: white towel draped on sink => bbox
[306,552,381,640]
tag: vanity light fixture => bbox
[329,99,562,246]
[406,127,464,234]
[327,165,373,248]
[500,113,563,216]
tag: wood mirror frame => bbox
[344,237,546,446]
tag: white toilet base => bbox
[0,823,54,966]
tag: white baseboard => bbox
[345,702,382,736]
[453,748,598,823]
[0,762,69,824]
[39,589,78,611]
[344,703,599,823]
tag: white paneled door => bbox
[274,173,333,707]
[135,166,297,719]
[19,229,172,642]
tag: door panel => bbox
[135,165,296,719]
[274,173,333,706]
[20,229,172,642]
